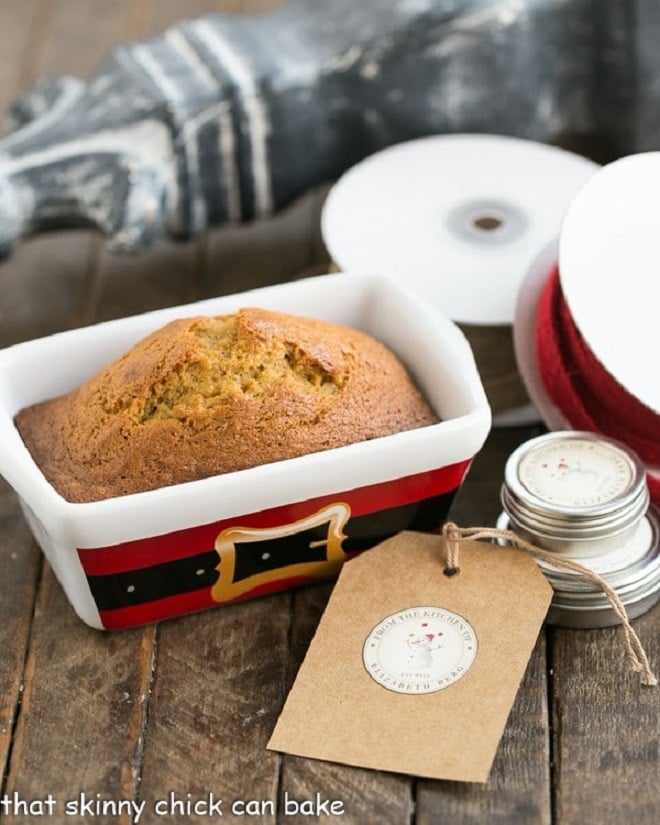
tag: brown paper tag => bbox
[268,530,553,783]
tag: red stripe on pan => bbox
[79,463,469,577]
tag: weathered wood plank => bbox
[243,0,283,13]
[0,232,98,347]
[279,583,413,825]
[89,238,204,322]
[413,427,552,824]
[0,2,144,347]
[551,607,660,825]
[202,191,324,298]
[309,185,333,273]
[0,479,42,784]
[28,0,138,83]
[0,0,38,122]
[137,595,292,824]
[5,573,155,825]
[84,6,299,825]
[450,427,543,525]
[0,3,102,347]
[155,0,245,22]
[1,5,173,822]
[0,0,95,801]
[416,635,551,825]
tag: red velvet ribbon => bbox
[536,267,660,500]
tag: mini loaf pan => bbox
[0,273,491,629]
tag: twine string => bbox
[441,522,657,687]
[443,524,461,576]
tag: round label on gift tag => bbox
[362,606,478,694]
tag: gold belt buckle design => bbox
[211,502,351,603]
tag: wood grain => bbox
[0,232,97,347]
[551,607,660,825]
[416,635,551,825]
[0,3,658,825]
[138,595,291,824]
[0,0,38,122]
[0,0,101,798]
[0,479,42,785]
[26,0,138,84]
[0,4,183,821]
[5,573,155,825]
[415,429,552,824]
[202,190,327,298]
[278,584,414,825]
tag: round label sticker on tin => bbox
[517,436,634,508]
[362,606,478,694]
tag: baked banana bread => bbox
[15,308,437,502]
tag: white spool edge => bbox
[559,152,660,414]
[322,134,599,325]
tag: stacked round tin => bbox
[499,431,660,627]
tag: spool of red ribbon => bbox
[514,153,660,503]
[535,267,660,501]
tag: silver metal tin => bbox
[502,431,649,557]
[497,509,660,628]
[499,431,660,628]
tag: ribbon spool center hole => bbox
[473,215,503,232]
[447,199,527,246]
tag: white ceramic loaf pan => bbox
[0,274,491,629]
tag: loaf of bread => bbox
[15,308,438,503]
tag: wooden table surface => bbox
[0,2,658,823]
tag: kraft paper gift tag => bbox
[268,530,553,783]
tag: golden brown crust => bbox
[15,308,438,502]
